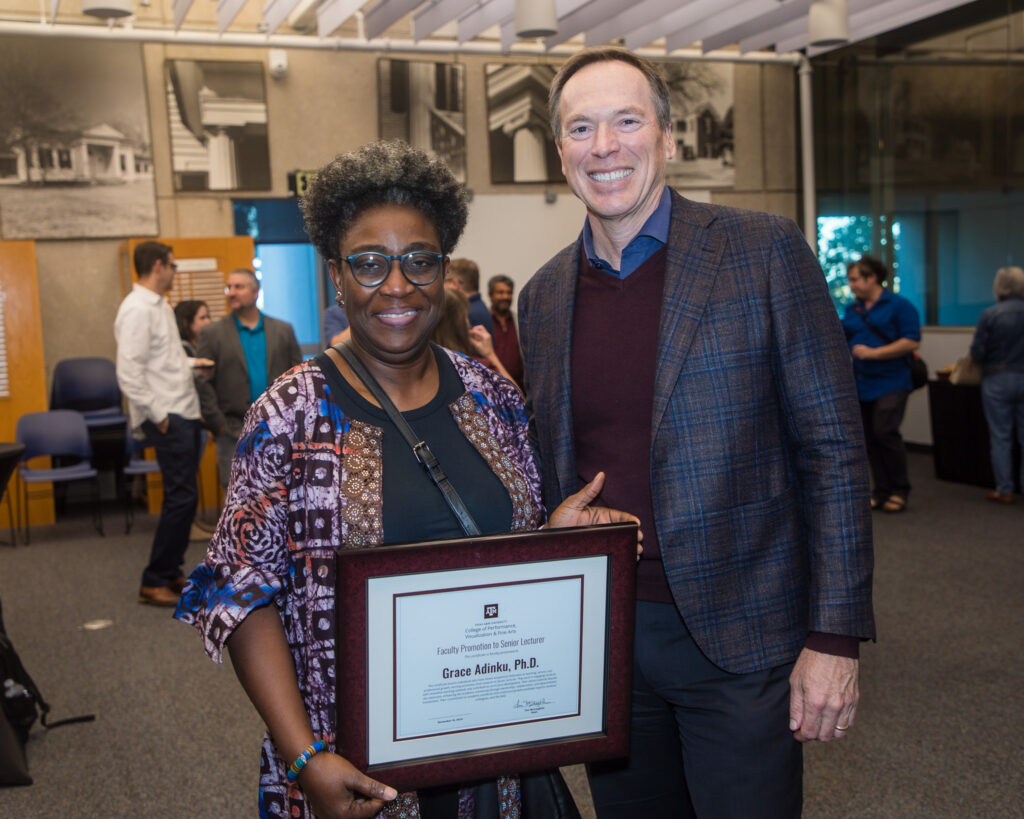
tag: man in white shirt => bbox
[115,241,203,607]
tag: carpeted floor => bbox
[0,451,1020,817]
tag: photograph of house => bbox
[0,36,157,239]
[661,61,735,188]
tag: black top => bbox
[315,345,513,544]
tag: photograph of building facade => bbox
[485,63,561,184]
[378,59,466,183]
[166,59,271,191]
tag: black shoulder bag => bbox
[1,627,95,786]
[853,306,928,390]
[330,344,581,818]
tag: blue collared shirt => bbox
[841,289,921,401]
[583,187,672,278]
[234,313,268,404]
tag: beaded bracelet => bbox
[286,740,326,782]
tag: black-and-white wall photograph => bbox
[378,59,466,183]
[166,60,271,192]
[485,64,561,184]
[0,36,157,239]
[661,61,735,189]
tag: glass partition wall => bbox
[812,1,1024,325]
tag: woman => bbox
[432,288,517,384]
[173,299,212,357]
[969,265,1024,504]
[175,141,638,819]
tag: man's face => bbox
[154,253,177,293]
[489,282,514,316]
[847,266,877,300]
[556,60,675,230]
[225,273,259,312]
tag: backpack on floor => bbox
[0,629,95,786]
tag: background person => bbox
[195,268,302,487]
[176,140,638,819]
[969,265,1024,503]
[114,241,203,607]
[322,294,350,347]
[432,287,518,385]
[487,274,524,387]
[519,47,874,818]
[446,257,494,335]
[173,299,212,358]
[842,255,922,513]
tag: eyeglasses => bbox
[343,251,446,287]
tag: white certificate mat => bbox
[366,555,609,766]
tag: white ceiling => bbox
[0,0,980,58]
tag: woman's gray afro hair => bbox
[301,140,469,260]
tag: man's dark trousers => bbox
[860,388,911,501]
[587,601,802,818]
[140,414,201,588]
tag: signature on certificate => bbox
[513,698,552,714]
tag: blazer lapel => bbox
[548,242,580,500]
[652,191,725,435]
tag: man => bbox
[115,241,203,607]
[447,257,494,335]
[196,268,302,487]
[842,255,922,513]
[518,48,875,817]
[487,274,524,386]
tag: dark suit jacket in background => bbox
[196,313,302,437]
[518,189,875,675]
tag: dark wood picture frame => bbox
[334,522,637,793]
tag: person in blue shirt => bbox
[842,255,922,512]
[322,301,349,347]
[969,265,1024,503]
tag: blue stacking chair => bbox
[15,410,104,544]
[50,357,127,428]
[122,432,160,534]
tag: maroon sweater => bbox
[571,246,674,602]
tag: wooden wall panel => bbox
[0,241,55,528]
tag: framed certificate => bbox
[334,522,637,792]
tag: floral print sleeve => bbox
[175,363,311,664]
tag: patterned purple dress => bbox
[175,350,543,818]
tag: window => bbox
[58,149,72,169]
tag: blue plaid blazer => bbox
[518,189,876,674]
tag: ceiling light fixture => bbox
[515,0,558,39]
[82,0,133,17]
[808,0,848,48]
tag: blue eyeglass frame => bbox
[343,251,447,287]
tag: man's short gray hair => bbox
[993,266,1024,301]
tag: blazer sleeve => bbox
[767,216,875,639]
[195,323,228,434]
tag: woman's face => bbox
[328,204,446,368]
[190,304,211,340]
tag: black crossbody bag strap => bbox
[854,304,895,344]
[334,343,482,537]
[855,305,914,368]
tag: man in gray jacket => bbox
[196,268,302,486]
